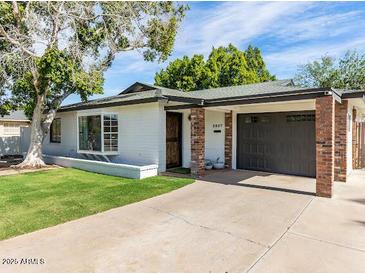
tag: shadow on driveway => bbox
[200,169,316,196]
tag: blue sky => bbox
[64,1,365,105]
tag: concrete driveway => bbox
[1,169,365,272]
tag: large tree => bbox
[154,44,275,91]
[0,1,186,168]
[295,50,365,89]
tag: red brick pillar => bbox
[352,108,358,169]
[334,101,348,182]
[316,96,335,198]
[225,111,233,169]
[191,108,205,177]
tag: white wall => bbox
[44,155,158,179]
[205,110,225,163]
[113,102,163,168]
[181,110,191,168]
[42,102,166,171]
[180,109,225,167]
[347,101,355,175]
[43,111,78,157]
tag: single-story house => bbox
[0,111,30,157]
[0,111,30,137]
[43,79,365,198]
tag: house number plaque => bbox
[213,123,223,133]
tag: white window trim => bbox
[76,111,119,155]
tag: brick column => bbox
[191,108,205,177]
[225,111,233,169]
[352,108,358,169]
[334,101,348,182]
[316,96,335,198]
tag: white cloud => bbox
[168,1,365,79]
[265,36,365,78]
[173,1,313,56]
[65,1,365,104]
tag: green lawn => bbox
[0,168,194,241]
[167,167,191,175]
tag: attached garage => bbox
[236,111,316,177]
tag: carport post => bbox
[225,111,233,169]
[334,100,348,182]
[316,96,335,198]
[191,108,205,177]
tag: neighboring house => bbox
[0,110,30,157]
[0,111,30,137]
[43,79,365,198]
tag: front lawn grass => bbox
[167,167,191,175]
[0,168,194,241]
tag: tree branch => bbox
[12,1,22,27]
[0,25,37,57]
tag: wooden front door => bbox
[166,112,182,168]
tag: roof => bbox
[0,110,29,121]
[58,80,364,112]
[333,88,365,98]
[187,79,304,99]
[59,82,200,112]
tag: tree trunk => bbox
[15,95,47,168]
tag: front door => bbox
[166,112,182,169]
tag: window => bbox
[103,114,118,152]
[78,113,118,153]
[50,118,61,143]
[286,114,315,123]
[244,116,258,124]
[3,123,20,136]
[79,115,102,151]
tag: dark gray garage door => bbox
[237,111,316,177]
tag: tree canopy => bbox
[0,1,187,167]
[295,50,365,90]
[154,44,275,91]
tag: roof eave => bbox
[58,97,160,113]
[341,91,365,99]
[0,119,30,122]
[164,95,204,105]
[164,89,332,110]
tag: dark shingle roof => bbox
[59,82,197,112]
[0,110,29,121]
[186,79,309,99]
[58,79,364,112]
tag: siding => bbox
[180,109,225,168]
[42,102,165,171]
[182,110,191,168]
[43,111,78,157]
[347,101,354,175]
[205,110,225,163]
